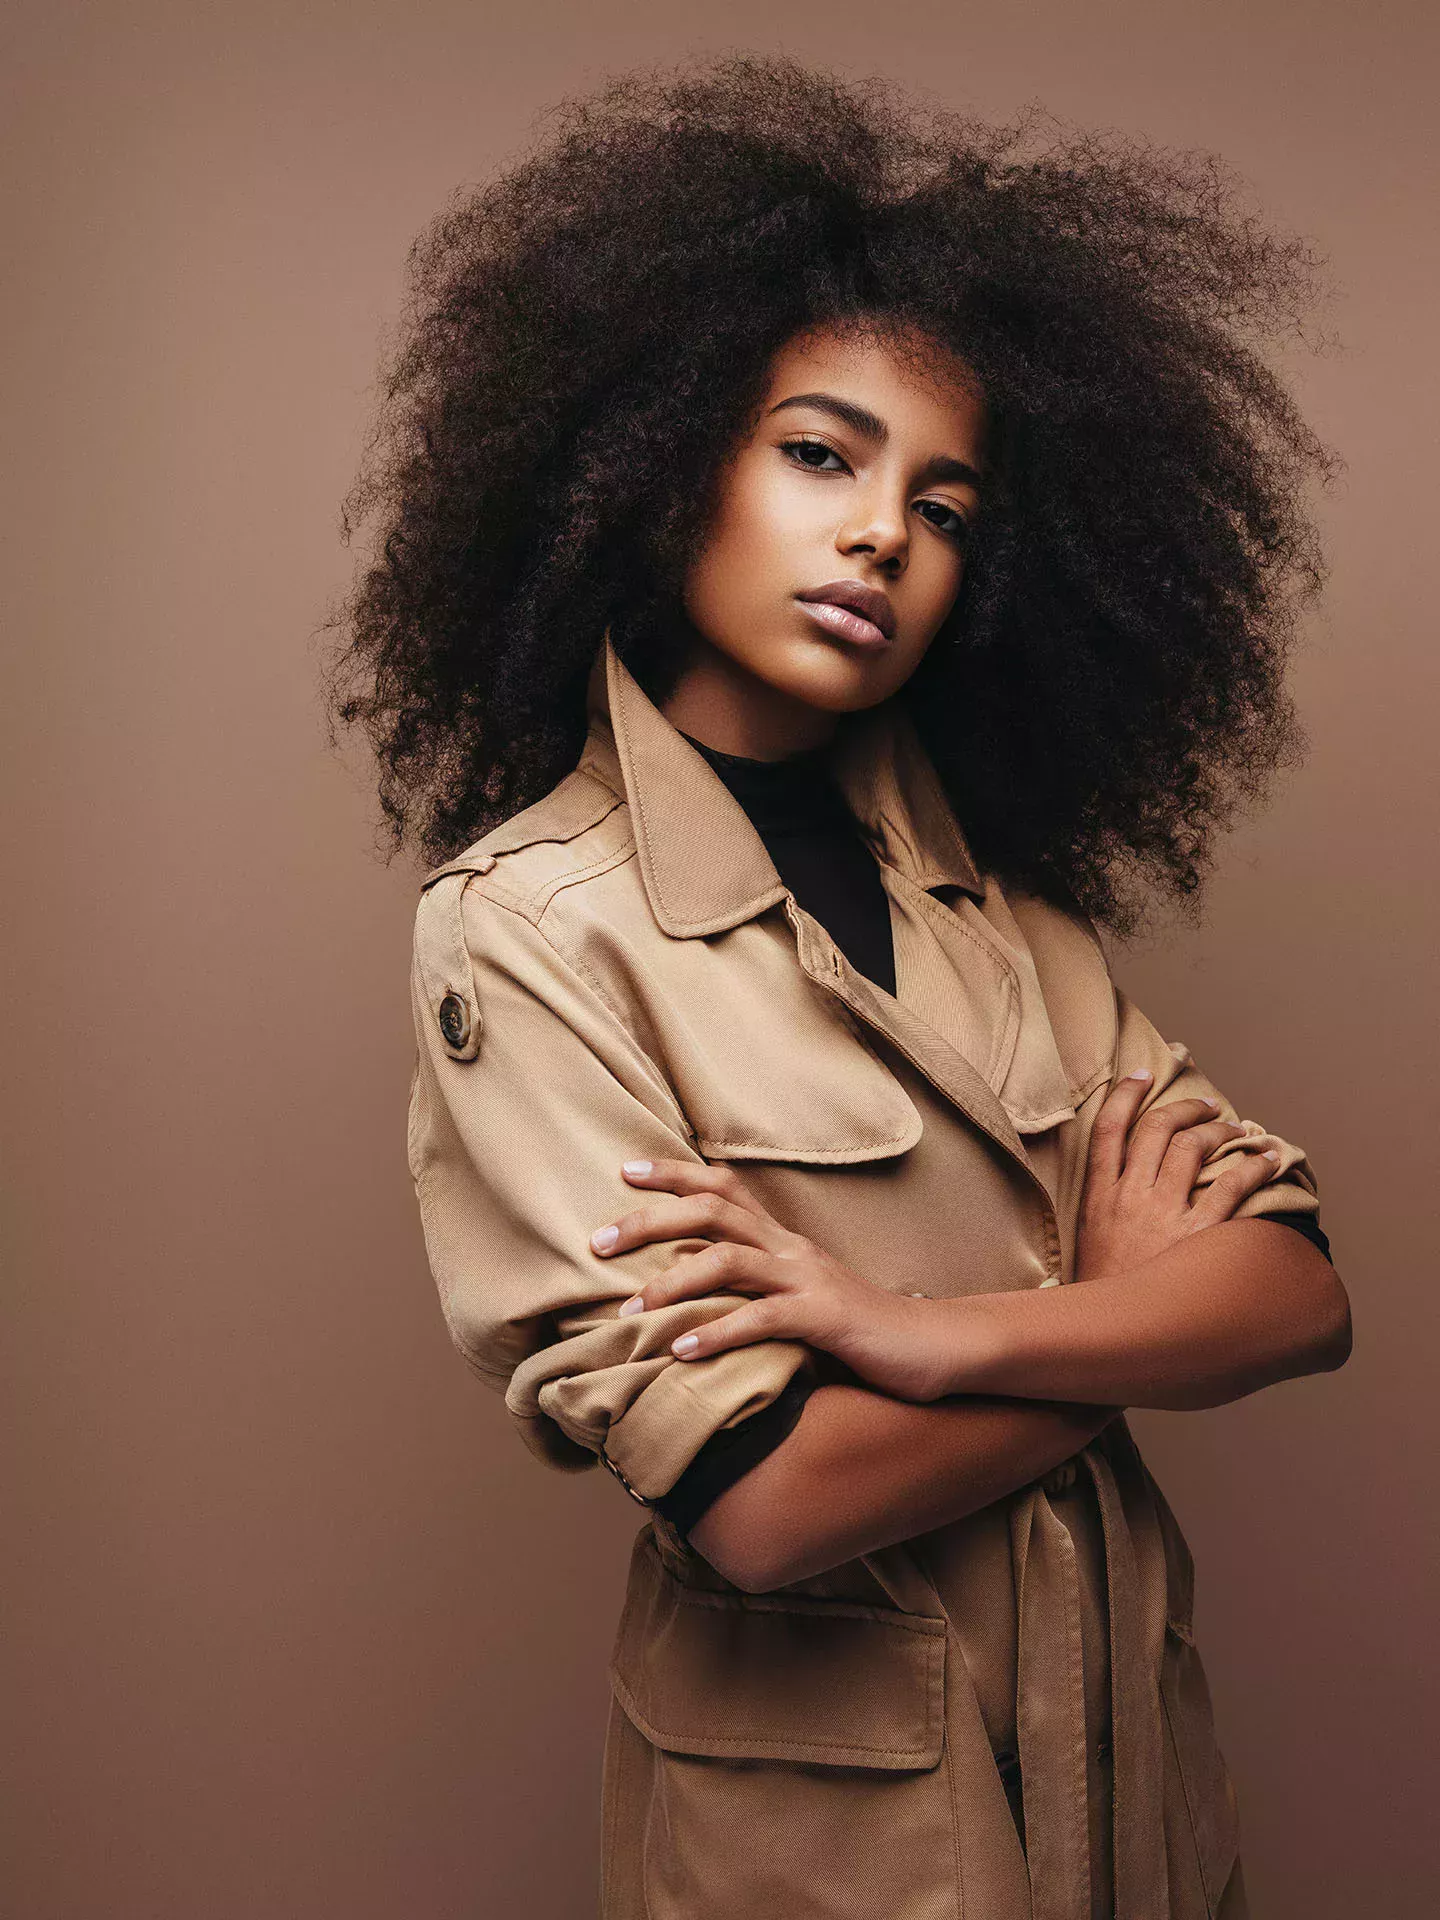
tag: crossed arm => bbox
[686,1221,1348,1592]
[594,1074,1351,1593]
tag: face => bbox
[666,321,987,754]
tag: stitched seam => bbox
[622,678,676,923]
[1160,1653,1218,1917]
[414,874,475,1015]
[521,837,639,920]
[942,1715,964,1920]
[1069,1062,1112,1107]
[643,1734,925,1757]
[912,885,1021,1089]
[460,773,623,879]
[664,1586,945,1636]
[696,1128,914,1157]
[613,1670,943,1759]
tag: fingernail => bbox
[622,1160,652,1176]
[1200,1097,1220,1109]
[617,1295,644,1317]
[672,1334,699,1355]
[1262,1149,1280,1162]
[591,1224,619,1251]
[1126,1068,1153,1081]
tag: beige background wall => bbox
[4,4,1435,1914]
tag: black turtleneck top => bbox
[653,728,1333,1539]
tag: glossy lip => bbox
[794,579,897,643]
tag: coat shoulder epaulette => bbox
[412,767,624,1061]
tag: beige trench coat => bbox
[408,630,1323,1920]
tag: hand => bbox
[589,1159,963,1401]
[1074,1069,1284,1286]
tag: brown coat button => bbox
[438,993,471,1050]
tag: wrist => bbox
[931,1293,1016,1398]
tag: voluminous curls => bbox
[324,52,1340,935]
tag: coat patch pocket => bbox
[603,1535,959,1920]
[611,1538,946,1768]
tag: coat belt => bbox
[1010,1435,1171,1920]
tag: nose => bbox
[836,483,908,571]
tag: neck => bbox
[658,631,840,761]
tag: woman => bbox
[329,55,1351,1920]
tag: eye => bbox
[917,499,972,547]
[780,437,974,546]
[779,435,848,472]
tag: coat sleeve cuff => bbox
[508,1331,813,1502]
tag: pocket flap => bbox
[610,1536,946,1770]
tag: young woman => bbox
[330,55,1351,1920]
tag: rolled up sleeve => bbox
[408,870,811,1503]
[1111,985,1323,1226]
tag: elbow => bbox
[688,1511,797,1595]
[711,1551,790,1596]
[1311,1282,1353,1375]
[1273,1275,1352,1391]
[688,1493,820,1595]
[1274,1241,1353,1383]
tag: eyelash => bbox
[778,435,973,546]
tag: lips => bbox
[794,580,897,645]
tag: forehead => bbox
[758,323,986,443]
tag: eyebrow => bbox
[766,391,985,490]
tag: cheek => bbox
[717,460,807,558]
[912,543,967,626]
[686,467,798,612]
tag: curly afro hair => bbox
[325,51,1340,935]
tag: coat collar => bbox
[578,627,986,940]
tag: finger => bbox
[671,1295,794,1361]
[619,1157,771,1221]
[592,1188,788,1260]
[618,1242,785,1317]
[1121,1096,1225,1186]
[1152,1117,1250,1203]
[1186,1147,1282,1227]
[1086,1069,1158,1186]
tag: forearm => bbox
[688,1382,1119,1593]
[960,1218,1352,1411]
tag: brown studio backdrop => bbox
[3,4,1435,1915]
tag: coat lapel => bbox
[581,629,1092,1171]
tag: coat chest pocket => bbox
[645,926,925,1165]
[604,1536,959,1920]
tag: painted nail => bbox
[617,1295,644,1317]
[591,1224,619,1251]
[622,1160,653,1176]
[1127,1068,1153,1081]
[672,1334,699,1355]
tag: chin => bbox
[741,624,894,706]
[753,649,883,712]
